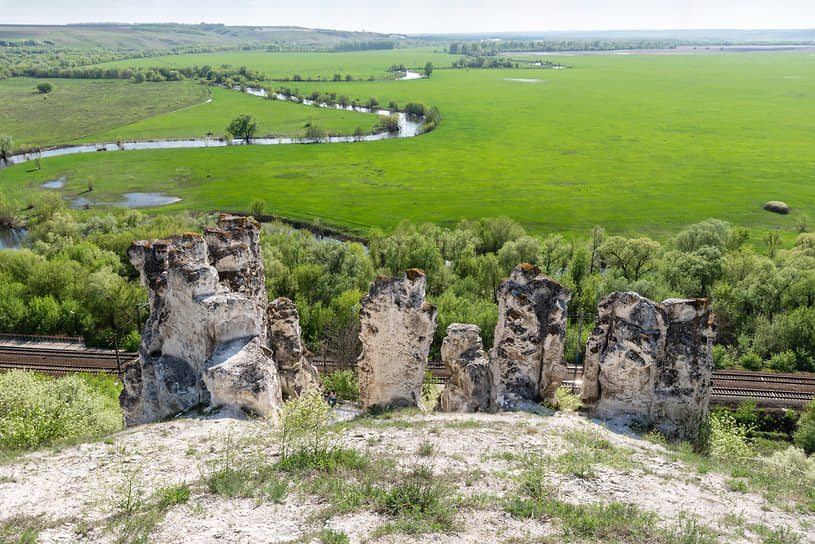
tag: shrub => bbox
[321,370,359,402]
[712,344,736,369]
[0,370,122,449]
[766,446,815,481]
[708,411,754,462]
[36,82,52,94]
[738,351,762,371]
[421,370,440,411]
[793,400,815,454]
[769,350,797,373]
[732,398,759,428]
[249,199,266,220]
[276,388,335,461]
[555,386,582,411]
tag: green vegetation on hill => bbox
[0,78,208,148]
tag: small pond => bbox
[65,192,182,209]
[42,176,66,189]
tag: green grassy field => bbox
[83,86,380,142]
[0,78,208,148]
[97,48,458,80]
[2,51,813,240]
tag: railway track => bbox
[713,372,815,387]
[711,387,814,402]
[0,345,137,376]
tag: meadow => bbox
[0,78,208,148]
[2,51,814,240]
[84,86,380,142]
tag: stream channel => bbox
[2,71,426,168]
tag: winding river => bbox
[2,72,427,168]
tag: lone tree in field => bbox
[226,114,258,144]
[424,62,433,78]
[36,82,52,94]
[0,134,13,163]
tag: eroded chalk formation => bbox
[490,264,571,409]
[267,297,320,399]
[357,269,437,411]
[581,292,716,438]
[121,214,282,426]
[437,324,495,413]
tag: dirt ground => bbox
[1,407,812,544]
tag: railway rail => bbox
[0,345,137,376]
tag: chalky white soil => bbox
[1,407,812,544]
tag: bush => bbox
[0,370,122,449]
[769,350,797,373]
[708,411,754,462]
[766,446,815,481]
[555,386,582,411]
[276,388,335,461]
[321,370,359,402]
[738,351,762,371]
[712,344,736,369]
[36,81,52,94]
[793,400,815,454]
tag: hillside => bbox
[1,408,812,543]
[0,23,406,50]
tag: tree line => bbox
[0,200,813,373]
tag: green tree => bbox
[0,134,13,163]
[600,235,661,281]
[376,114,400,133]
[225,114,258,144]
[764,231,781,259]
[304,124,327,142]
[424,61,433,78]
[36,81,52,94]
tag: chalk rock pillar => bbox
[357,269,437,411]
[121,215,281,426]
[490,264,571,409]
[437,324,495,413]
[267,297,320,398]
[582,292,716,438]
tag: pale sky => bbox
[2,0,814,34]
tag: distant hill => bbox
[413,28,815,44]
[0,23,407,50]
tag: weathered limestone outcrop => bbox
[437,324,495,413]
[581,292,716,438]
[267,297,320,398]
[203,337,282,415]
[121,214,282,426]
[357,269,437,411]
[204,215,269,341]
[490,264,571,409]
